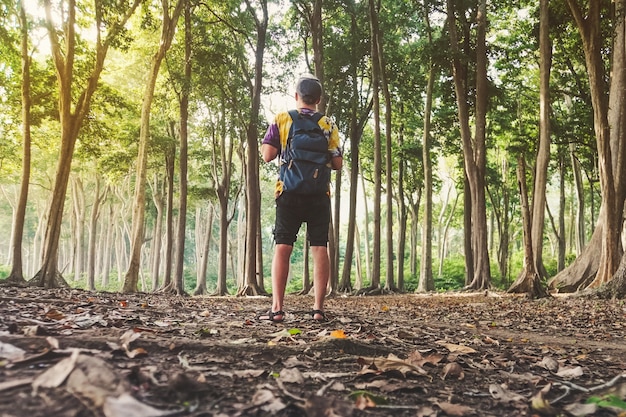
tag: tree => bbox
[550,0,626,293]
[447,0,492,290]
[123,0,184,293]
[238,0,268,296]
[4,0,31,286]
[508,0,551,298]
[31,0,141,288]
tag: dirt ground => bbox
[0,286,625,417]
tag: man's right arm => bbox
[261,143,279,162]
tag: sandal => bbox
[310,309,328,322]
[257,310,285,323]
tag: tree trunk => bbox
[239,0,267,296]
[194,206,214,296]
[87,177,106,291]
[149,175,165,291]
[418,29,436,292]
[367,0,382,292]
[172,0,191,296]
[530,0,553,281]
[72,176,85,283]
[163,140,175,289]
[123,0,184,293]
[508,156,549,298]
[447,0,491,290]
[4,1,31,286]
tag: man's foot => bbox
[257,310,285,323]
[310,309,327,322]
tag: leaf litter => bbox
[0,287,626,416]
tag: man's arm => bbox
[261,143,279,162]
[330,155,343,170]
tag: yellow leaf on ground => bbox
[331,330,347,339]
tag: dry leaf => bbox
[539,356,559,372]
[32,349,80,392]
[556,365,583,379]
[0,341,26,362]
[103,393,169,417]
[360,354,428,376]
[437,401,475,416]
[304,395,354,417]
[331,330,347,339]
[278,367,304,384]
[488,383,526,403]
[442,362,465,380]
[435,341,477,354]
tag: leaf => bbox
[103,393,170,417]
[288,328,302,336]
[437,401,475,416]
[488,383,526,403]
[435,341,477,354]
[32,349,80,392]
[349,390,388,406]
[331,330,347,339]
[359,354,428,376]
[442,362,465,380]
[587,395,626,410]
[0,341,26,362]
[556,365,583,379]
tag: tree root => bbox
[0,273,28,287]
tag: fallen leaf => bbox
[305,394,354,417]
[103,393,170,417]
[442,362,465,380]
[45,308,65,320]
[488,383,526,403]
[0,341,26,361]
[359,354,428,376]
[278,367,304,384]
[331,330,347,339]
[32,349,80,392]
[539,356,559,372]
[435,341,477,354]
[437,401,475,416]
[530,383,558,415]
[251,388,287,413]
[562,402,599,417]
[556,365,583,379]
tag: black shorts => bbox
[273,192,330,247]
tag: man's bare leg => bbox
[267,243,292,321]
[311,245,330,320]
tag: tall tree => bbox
[238,0,268,296]
[550,0,626,292]
[171,0,192,295]
[366,0,382,293]
[30,0,141,288]
[508,0,551,298]
[123,0,184,293]
[4,0,31,286]
[418,5,436,293]
[447,0,492,290]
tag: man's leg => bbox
[311,245,329,320]
[270,243,293,320]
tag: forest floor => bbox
[0,286,625,417]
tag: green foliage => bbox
[587,395,626,410]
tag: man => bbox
[259,74,342,322]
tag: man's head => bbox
[296,74,322,105]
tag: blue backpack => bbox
[280,110,331,194]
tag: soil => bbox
[1,286,625,417]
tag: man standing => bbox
[259,74,342,322]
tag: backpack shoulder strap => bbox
[288,109,323,124]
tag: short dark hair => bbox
[296,75,322,104]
